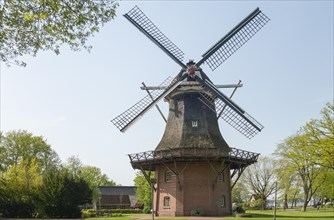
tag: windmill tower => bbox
[112,6,269,216]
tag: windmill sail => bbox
[196,76,264,138]
[112,6,269,136]
[111,75,186,132]
[124,6,186,68]
[196,7,270,70]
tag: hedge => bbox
[82,209,143,218]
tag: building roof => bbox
[98,186,136,196]
[98,186,138,207]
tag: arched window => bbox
[164,196,170,207]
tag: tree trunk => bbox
[291,192,297,208]
[262,197,266,210]
[301,200,308,212]
[302,192,309,212]
[283,194,288,210]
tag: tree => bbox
[275,134,328,211]
[275,102,333,211]
[242,156,277,210]
[0,158,42,217]
[0,0,118,66]
[312,169,334,206]
[65,156,83,177]
[133,171,153,213]
[65,156,116,208]
[231,177,249,204]
[37,167,92,218]
[301,102,334,170]
[80,166,116,208]
[0,130,114,217]
[0,130,60,173]
[57,175,92,217]
[0,130,59,217]
[275,159,302,209]
[36,167,65,217]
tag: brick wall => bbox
[154,161,231,216]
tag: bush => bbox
[81,210,91,218]
[232,204,245,213]
[143,206,151,214]
[111,209,143,214]
[190,208,204,216]
[81,208,142,217]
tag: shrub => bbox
[143,206,151,214]
[233,204,245,213]
[81,208,142,217]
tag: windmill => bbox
[111,6,269,216]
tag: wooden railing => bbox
[128,147,259,164]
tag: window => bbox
[165,170,174,182]
[219,172,224,181]
[221,195,225,207]
[164,196,170,207]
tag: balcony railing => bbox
[128,147,259,165]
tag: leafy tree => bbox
[232,177,249,204]
[37,167,92,218]
[276,134,328,211]
[312,168,334,206]
[133,171,154,213]
[0,131,107,217]
[0,0,118,66]
[0,158,42,217]
[58,175,92,217]
[0,132,5,172]
[65,156,116,208]
[242,156,277,210]
[0,130,60,173]
[275,102,333,211]
[80,166,116,208]
[36,167,65,217]
[65,155,83,177]
[0,130,60,217]
[300,102,334,170]
[275,159,302,209]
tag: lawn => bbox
[87,207,333,220]
[225,207,334,220]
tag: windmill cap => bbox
[186,60,196,66]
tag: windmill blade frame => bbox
[195,74,264,138]
[199,93,264,139]
[124,6,186,69]
[196,7,270,70]
[111,74,187,132]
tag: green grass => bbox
[225,207,334,220]
[86,207,334,220]
[88,215,188,220]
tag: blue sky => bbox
[1,1,333,186]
